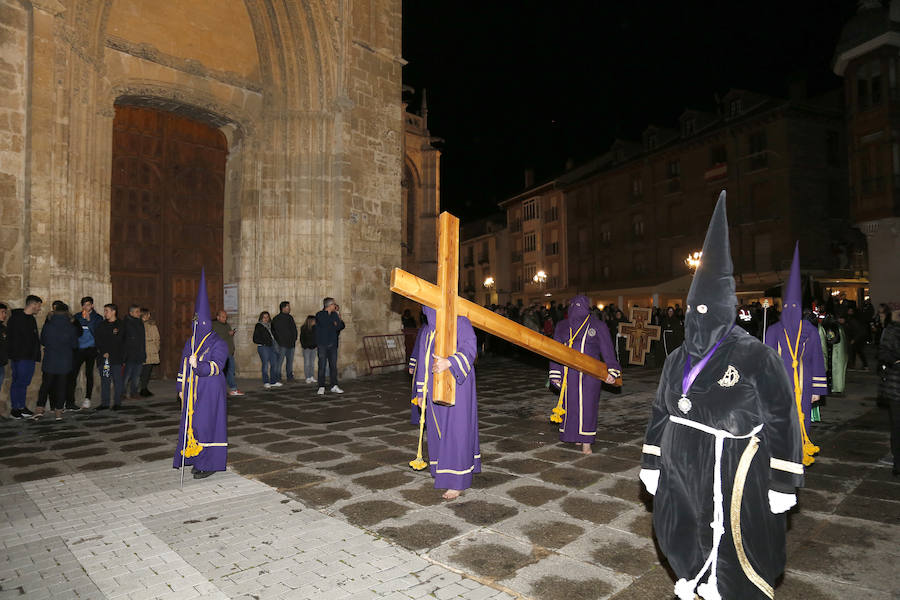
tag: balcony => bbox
[545,242,559,256]
[509,220,522,233]
[478,254,490,265]
[511,252,523,263]
[544,207,558,222]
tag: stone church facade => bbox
[0,0,406,389]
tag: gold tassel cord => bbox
[181,332,212,459]
[783,325,819,466]
[550,317,590,424]
[409,332,435,471]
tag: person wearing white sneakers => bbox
[253,311,281,390]
[315,297,345,395]
[213,309,244,397]
[300,315,318,384]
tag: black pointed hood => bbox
[684,191,737,358]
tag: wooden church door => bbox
[110,105,226,378]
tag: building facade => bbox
[459,215,510,306]
[834,0,900,306]
[497,89,863,311]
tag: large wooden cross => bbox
[619,306,661,366]
[391,212,622,406]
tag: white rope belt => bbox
[668,414,764,600]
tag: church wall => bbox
[0,0,28,304]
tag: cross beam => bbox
[391,213,622,406]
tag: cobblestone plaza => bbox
[1,356,897,599]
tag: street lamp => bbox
[533,270,547,285]
[483,276,495,288]
[685,251,702,271]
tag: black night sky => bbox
[402,1,858,222]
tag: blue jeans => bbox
[98,362,124,407]
[123,360,143,396]
[257,345,277,385]
[0,364,5,393]
[302,348,316,379]
[278,345,295,380]
[317,345,338,388]
[9,360,35,410]
[225,354,237,390]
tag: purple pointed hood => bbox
[194,268,213,338]
[568,295,592,324]
[422,305,436,329]
[780,242,802,332]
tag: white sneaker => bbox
[317,387,325,395]
[305,377,314,384]
[331,385,344,394]
[81,398,92,409]
[263,383,272,389]
[271,382,283,388]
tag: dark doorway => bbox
[110,105,226,378]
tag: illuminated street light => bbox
[533,270,547,284]
[685,251,702,271]
[483,276,495,288]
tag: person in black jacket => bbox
[40,303,78,421]
[271,301,298,383]
[35,300,80,416]
[122,304,146,400]
[253,311,280,389]
[94,303,126,410]
[7,294,43,419]
[299,315,317,384]
[315,297,345,395]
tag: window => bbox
[683,118,696,137]
[826,131,840,167]
[633,252,646,275]
[544,199,559,222]
[729,98,742,118]
[632,215,645,240]
[709,145,727,166]
[523,199,538,221]
[632,176,643,198]
[545,241,558,255]
[524,232,536,252]
[479,241,489,263]
[667,160,681,178]
[856,60,884,110]
[464,246,474,267]
[600,223,612,243]
[524,263,536,281]
[646,132,658,150]
[749,131,767,170]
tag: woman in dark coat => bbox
[877,308,900,476]
[40,303,79,421]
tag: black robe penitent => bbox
[642,327,803,599]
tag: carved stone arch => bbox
[106,81,257,140]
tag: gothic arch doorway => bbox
[110,104,226,378]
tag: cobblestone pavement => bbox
[0,354,897,599]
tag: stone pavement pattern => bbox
[0,355,898,599]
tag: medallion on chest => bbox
[717,365,740,388]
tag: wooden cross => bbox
[619,306,661,366]
[390,212,622,406]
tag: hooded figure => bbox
[173,269,229,479]
[640,192,803,600]
[764,243,828,465]
[548,295,621,453]
[407,305,481,498]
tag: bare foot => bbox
[581,443,592,455]
[442,489,461,500]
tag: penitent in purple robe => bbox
[172,331,229,473]
[549,295,622,445]
[409,306,481,491]
[764,243,828,433]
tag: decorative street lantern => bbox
[685,251,702,271]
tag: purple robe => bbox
[172,331,229,472]
[764,320,828,431]
[410,308,481,490]
[549,297,622,445]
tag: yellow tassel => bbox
[548,317,589,423]
[180,332,213,460]
[785,325,818,466]
[410,333,434,471]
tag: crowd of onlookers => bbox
[0,295,160,420]
[252,297,346,396]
